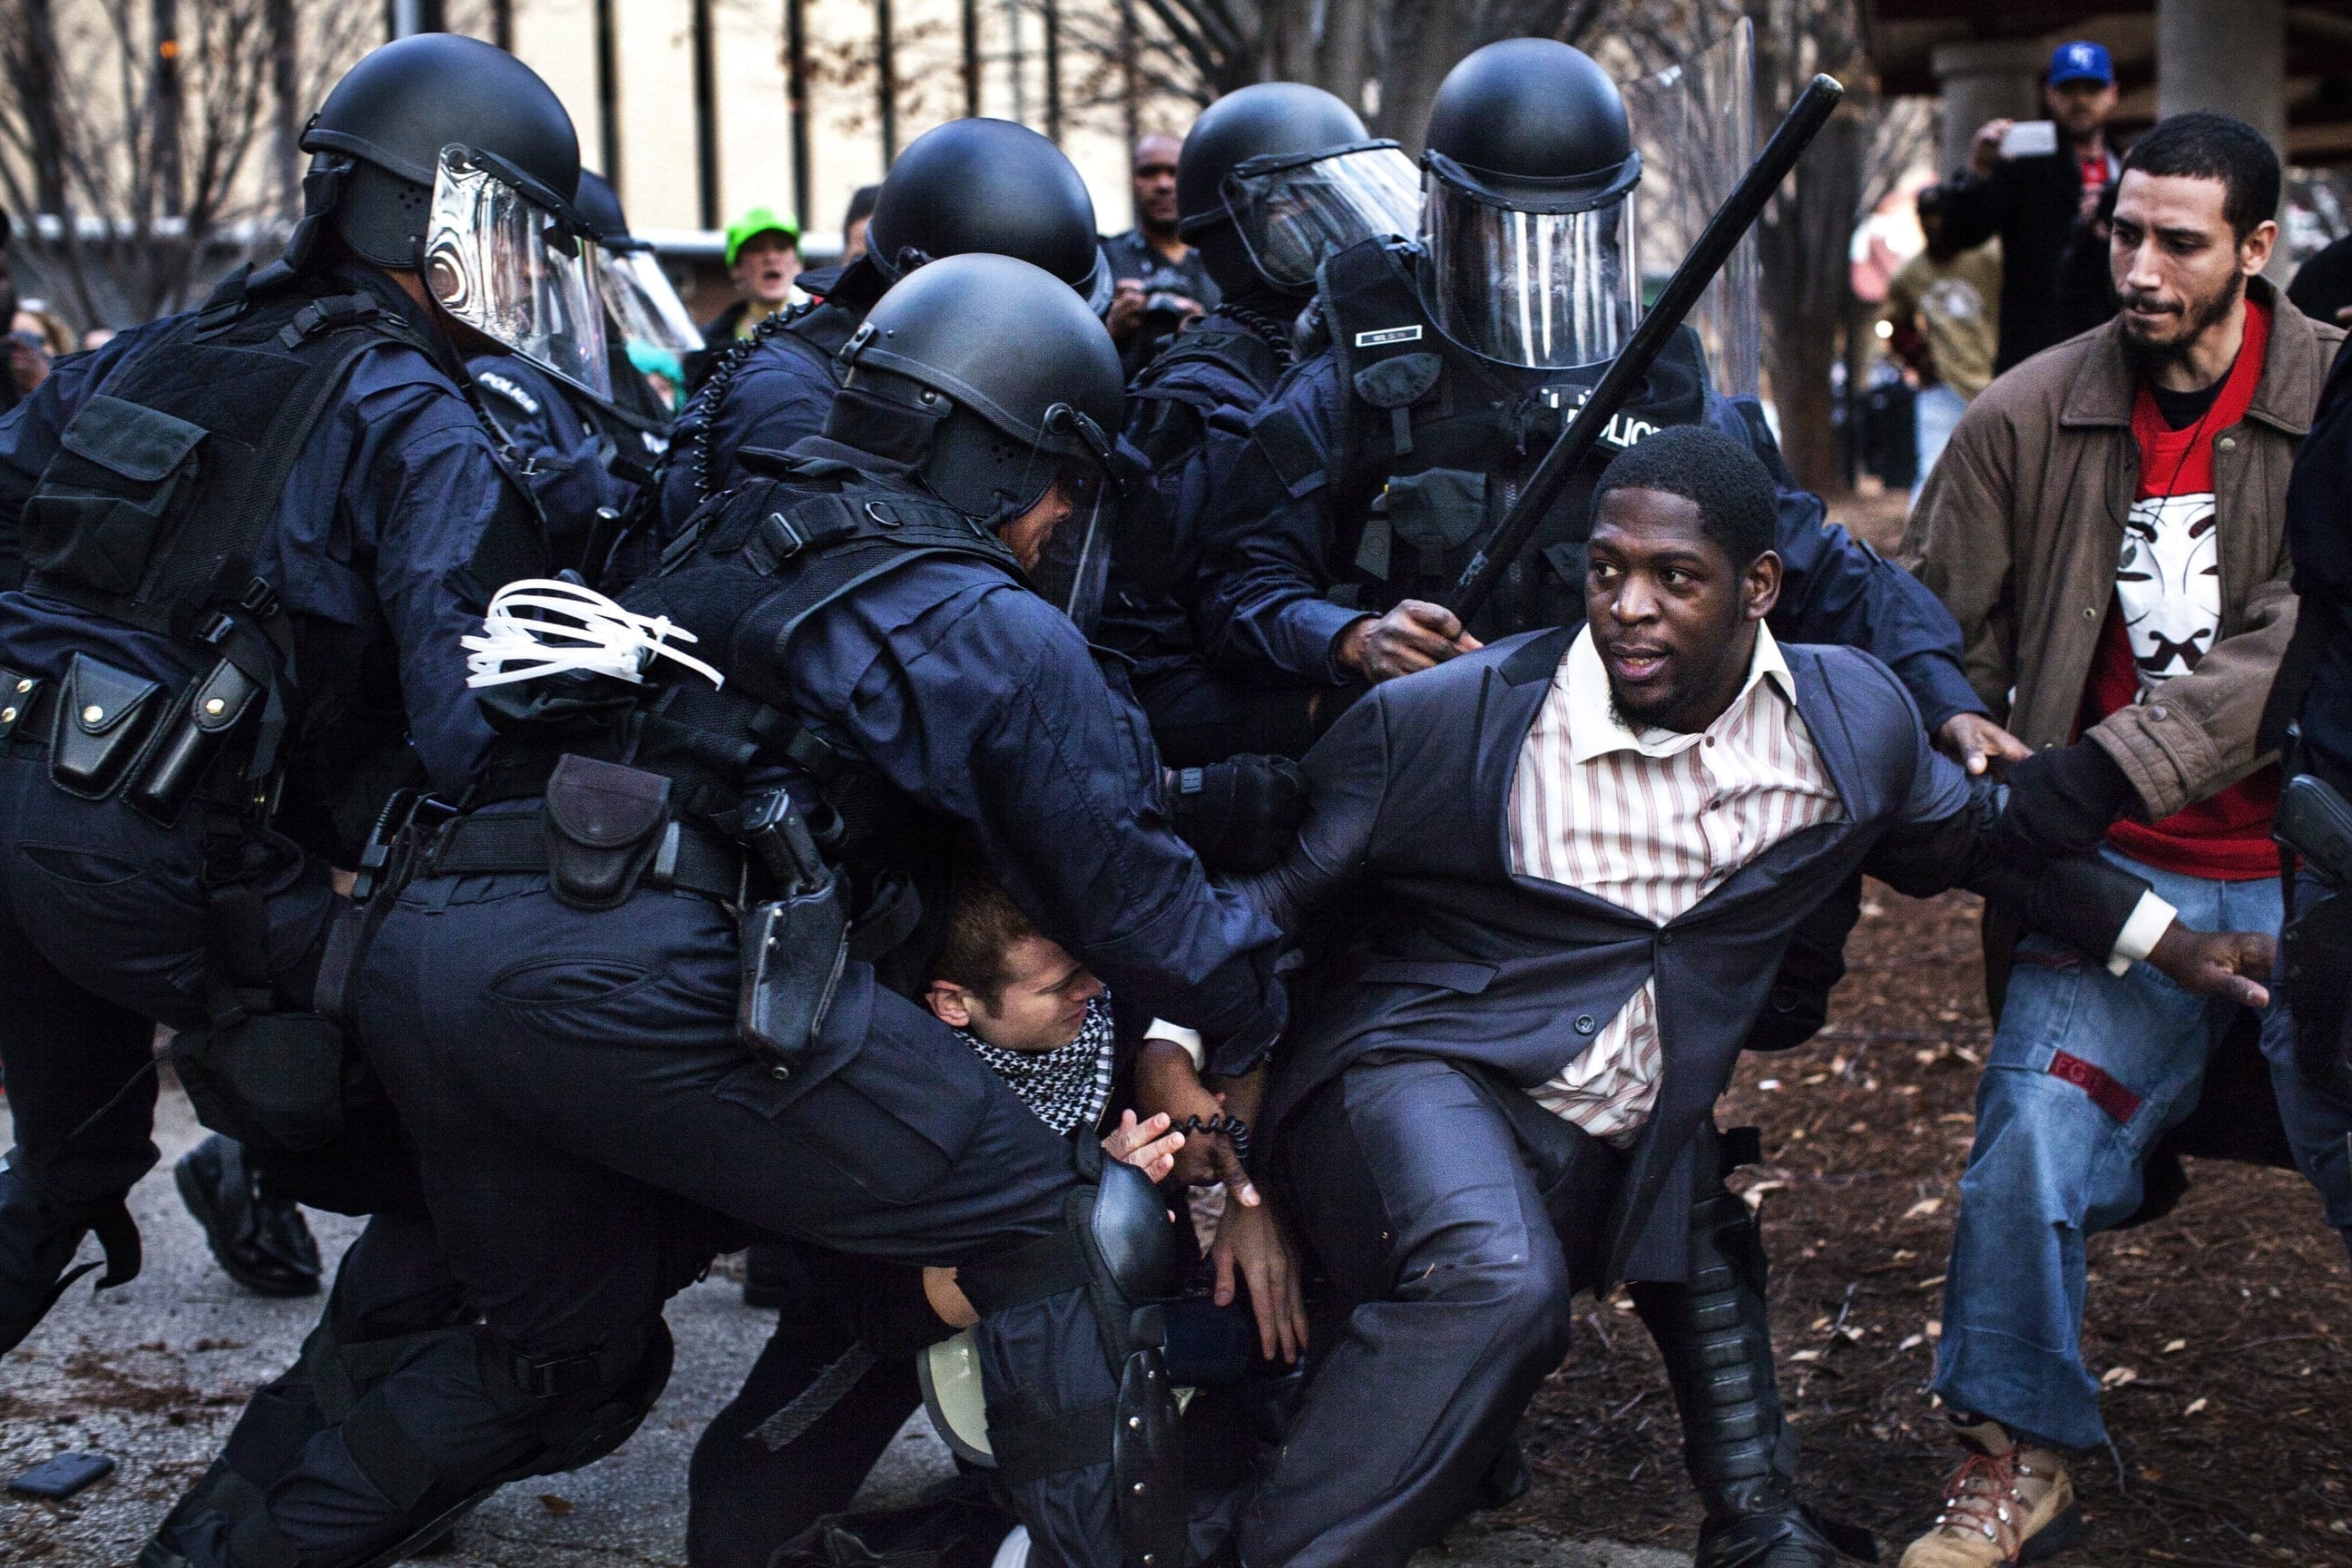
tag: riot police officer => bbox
[0,32,659,1568]
[0,29,577,1356]
[656,116,1112,543]
[1191,40,1994,1568]
[469,169,691,573]
[301,253,1286,1568]
[1105,82,1421,767]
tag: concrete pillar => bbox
[1931,41,2047,180]
[2159,0,2288,159]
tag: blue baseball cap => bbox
[2048,41,2113,88]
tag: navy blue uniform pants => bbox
[352,869,1131,1568]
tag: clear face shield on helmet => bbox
[1212,142,1423,289]
[1003,404,1119,637]
[598,246,704,357]
[1419,154,1641,371]
[425,145,612,398]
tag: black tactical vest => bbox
[18,265,546,851]
[1251,238,1710,642]
[490,457,1032,978]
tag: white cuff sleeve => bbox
[1142,1020,1205,1070]
[2106,890,2178,976]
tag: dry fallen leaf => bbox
[2162,1338,2188,1355]
[1903,1198,1943,1220]
[2101,1366,2139,1389]
[1899,1334,1926,1351]
[2184,1397,2209,1416]
[538,1494,573,1515]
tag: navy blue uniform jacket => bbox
[1246,627,2150,1279]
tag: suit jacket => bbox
[1251,625,2152,1281]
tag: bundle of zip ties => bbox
[462,577,724,691]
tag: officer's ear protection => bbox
[826,368,951,466]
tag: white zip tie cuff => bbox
[462,577,726,691]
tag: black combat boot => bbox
[1633,1180,1876,1567]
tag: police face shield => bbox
[1011,407,1118,636]
[425,145,612,398]
[1210,142,1423,290]
[598,246,704,357]
[1419,154,1641,370]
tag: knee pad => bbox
[958,1160,1188,1568]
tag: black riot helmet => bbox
[831,254,1124,628]
[1418,38,1643,370]
[861,119,1113,312]
[573,170,632,249]
[1176,83,1419,299]
[299,33,583,270]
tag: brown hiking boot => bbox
[1898,1416,2085,1567]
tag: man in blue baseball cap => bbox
[1938,39,2124,370]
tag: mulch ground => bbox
[1478,884,2352,1566]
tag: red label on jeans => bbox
[2048,1050,2141,1123]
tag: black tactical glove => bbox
[1997,738,2142,858]
[1166,755,1310,873]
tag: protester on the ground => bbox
[1228,422,2272,1568]
[12,304,72,358]
[1897,112,2339,1568]
[1938,40,2125,372]
[1102,131,1220,376]
[703,205,802,341]
[841,183,880,262]
[686,868,1250,1568]
[1881,183,2001,501]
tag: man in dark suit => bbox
[1232,426,2274,1568]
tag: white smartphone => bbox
[2001,120,2059,159]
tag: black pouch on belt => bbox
[49,652,167,799]
[543,753,673,910]
[736,790,850,1080]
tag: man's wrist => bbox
[2108,890,2180,975]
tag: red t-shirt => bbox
[2081,298,2278,880]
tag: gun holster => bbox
[735,790,849,1081]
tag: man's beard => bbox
[2120,269,2246,380]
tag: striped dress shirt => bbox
[1506,623,1844,1143]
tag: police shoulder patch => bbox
[1353,325,1423,349]
[475,371,541,416]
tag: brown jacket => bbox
[1899,278,2341,821]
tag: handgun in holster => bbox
[736,789,850,1081]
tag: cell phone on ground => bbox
[2001,120,2059,158]
[8,1451,116,1499]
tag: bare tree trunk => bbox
[1756,103,1861,491]
[268,0,299,219]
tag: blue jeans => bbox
[2259,868,2352,1256]
[1912,384,1968,505]
[1932,848,2279,1451]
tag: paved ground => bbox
[0,1084,1681,1566]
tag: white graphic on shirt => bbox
[2117,491,2220,698]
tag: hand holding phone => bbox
[2000,120,2059,159]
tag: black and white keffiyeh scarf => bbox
[962,992,1118,1134]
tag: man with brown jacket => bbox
[1897,114,2343,1568]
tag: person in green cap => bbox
[707,204,802,339]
